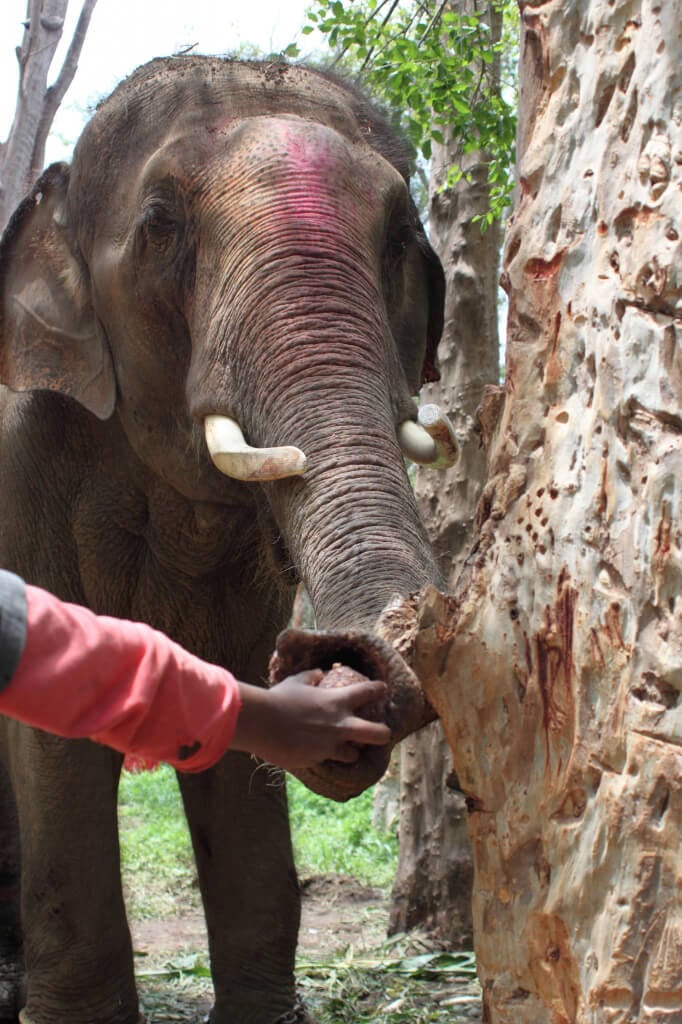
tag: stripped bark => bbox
[0,0,98,231]
[404,1,681,1019]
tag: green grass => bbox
[287,777,398,887]
[118,765,398,914]
[119,766,479,1023]
[118,765,196,917]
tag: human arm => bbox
[0,571,390,774]
[0,570,241,771]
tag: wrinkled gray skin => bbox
[0,58,443,1024]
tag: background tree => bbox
[303,0,516,946]
[0,0,98,231]
[398,0,681,1018]
[390,0,503,948]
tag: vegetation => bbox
[288,776,399,886]
[136,943,480,1023]
[118,766,399,916]
[290,0,518,224]
[119,767,480,1022]
[119,765,196,917]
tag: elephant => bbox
[0,56,453,1024]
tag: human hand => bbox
[231,670,391,774]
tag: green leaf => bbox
[384,950,478,980]
[301,0,518,227]
[450,95,472,115]
[137,953,212,981]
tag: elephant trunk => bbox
[192,305,440,631]
[264,382,440,632]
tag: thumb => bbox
[281,669,324,687]
[340,679,388,710]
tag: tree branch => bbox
[16,0,44,86]
[359,0,402,72]
[0,1,68,228]
[417,0,448,47]
[30,0,99,178]
[330,0,402,70]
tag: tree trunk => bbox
[405,1,681,1019]
[388,0,502,948]
[0,0,98,231]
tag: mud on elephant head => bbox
[0,57,456,792]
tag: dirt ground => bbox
[130,875,483,1023]
[131,876,390,964]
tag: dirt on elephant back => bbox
[131,875,482,1023]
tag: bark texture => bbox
[408,1,681,1020]
[389,0,502,947]
[0,0,98,231]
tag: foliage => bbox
[137,942,480,1024]
[288,776,398,886]
[118,766,398,916]
[119,765,197,917]
[290,0,518,224]
[120,767,478,1021]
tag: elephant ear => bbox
[390,203,445,395]
[0,163,116,420]
[413,215,445,387]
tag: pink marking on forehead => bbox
[282,124,339,174]
[275,122,376,229]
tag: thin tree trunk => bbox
[401,1,681,1019]
[0,0,97,231]
[29,0,98,181]
[389,0,501,947]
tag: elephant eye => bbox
[139,203,181,251]
[387,225,411,264]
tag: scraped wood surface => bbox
[411,2,682,1020]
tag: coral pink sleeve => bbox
[3,584,242,772]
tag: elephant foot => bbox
[272,997,314,1024]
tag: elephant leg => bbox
[178,753,302,1024]
[7,726,139,1024]
[0,757,24,1023]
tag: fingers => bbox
[343,716,391,747]
[270,672,391,770]
[338,679,388,710]
[331,714,391,763]
[332,680,391,748]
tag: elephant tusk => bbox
[398,403,459,468]
[204,415,307,482]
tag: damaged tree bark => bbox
[404,1,681,1020]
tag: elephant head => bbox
[0,58,454,781]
